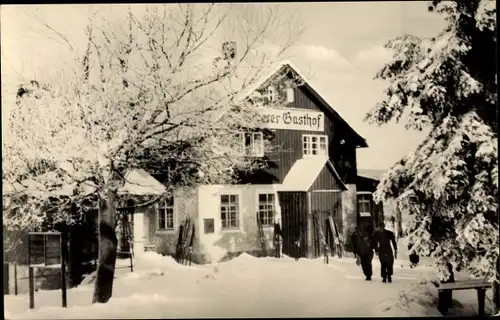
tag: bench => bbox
[432,279,492,316]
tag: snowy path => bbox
[4,253,435,319]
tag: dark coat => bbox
[374,229,397,259]
[350,230,359,255]
[352,230,375,256]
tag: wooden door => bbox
[278,192,307,259]
[133,213,145,254]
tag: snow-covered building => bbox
[134,61,384,263]
[357,169,403,236]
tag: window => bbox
[158,197,175,230]
[234,131,264,157]
[258,193,275,227]
[358,194,372,217]
[286,87,294,102]
[303,134,328,156]
[234,132,246,155]
[265,85,278,102]
[221,194,240,229]
[249,132,264,157]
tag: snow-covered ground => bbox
[4,252,495,318]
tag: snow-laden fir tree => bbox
[365,0,497,282]
[3,4,303,303]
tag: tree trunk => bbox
[92,190,118,304]
[395,205,403,239]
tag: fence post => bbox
[493,256,500,314]
[61,232,67,308]
[28,267,35,309]
[129,253,134,273]
[4,263,9,294]
[14,262,18,295]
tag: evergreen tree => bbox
[365,0,497,282]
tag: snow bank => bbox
[5,252,437,318]
[203,244,227,264]
[133,252,181,271]
[7,293,194,319]
[375,275,497,317]
[78,253,185,286]
[375,278,442,317]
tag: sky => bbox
[1,2,447,171]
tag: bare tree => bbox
[3,4,304,303]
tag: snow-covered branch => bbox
[3,3,304,232]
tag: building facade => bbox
[133,62,383,263]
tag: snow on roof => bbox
[3,169,165,198]
[117,168,166,196]
[357,169,388,181]
[3,177,96,199]
[279,156,347,192]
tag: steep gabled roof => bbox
[235,60,368,148]
[278,156,347,192]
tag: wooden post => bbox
[129,252,133,273]
[494,257,500,314]
[437,290,444,314]
[14,262,18,295]
[4,263,9,294]
[130,211,135,256]
[61,233,67,308]
[28,267,34,309]
[477,288,486,317]
[28,233,32,307]
[494,280,500,315]
[128,200,135,268]
[306,192,313,259]
[43,234,47,267]
[443,263,455,310]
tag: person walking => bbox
[352,226,375,281]
[374,221,398,283]
[408,241,420,268]
[350,226,360,257]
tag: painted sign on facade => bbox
[258,108,324,132]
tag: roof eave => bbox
[301,81,368,149]
[325,160,348,191]
[357,174,380,183]
[357,139,369,148]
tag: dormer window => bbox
[286,87,294,103]
[265,85,278,103]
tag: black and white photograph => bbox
[1,1,498,318]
